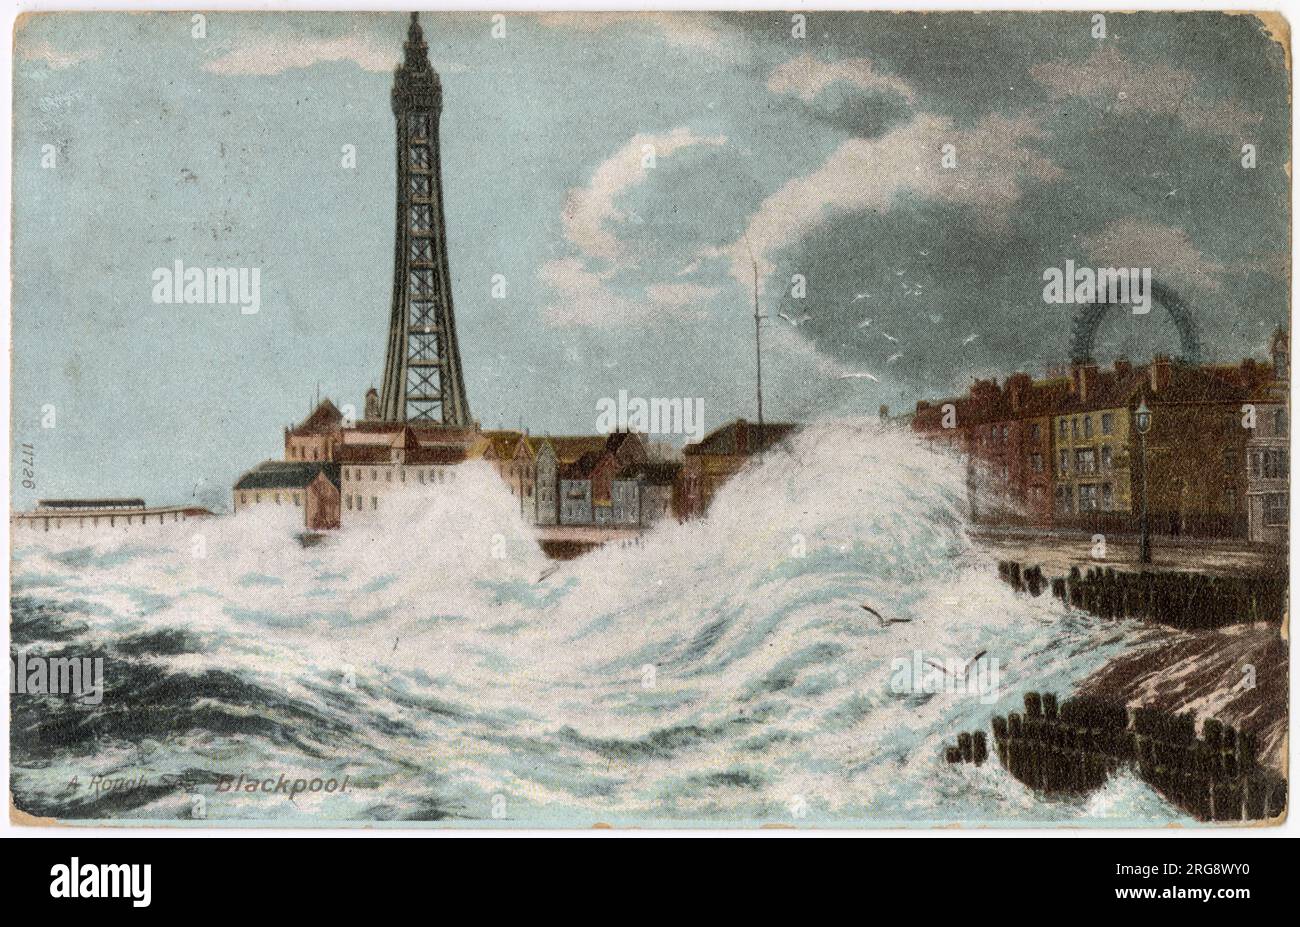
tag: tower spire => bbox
[404,12,430,70]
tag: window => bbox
[346,495,352,511]
[294,493,301,506]
[1264,492,1288,526]
[1101,413,1114,435]
[1274,409,1288,436]
[1029,424,1041,442]
[1084,416,1093,439]
[1101,483,1113,511]
[240,493,247,506]
[1058,420,1067,439]
[1078,484,1099,512]
[1058,450,1069,473]
[1030,453,1043,474]
[409,176,431,199]
[1262,448,1288,479]
[1075,449,1097,474]
[371,496,378,510]
[1055,485,1072,514]
[1101,445,1112,470]
[409,114,429,138]
[1072,418,1080,440]
[371,469,377,481]
[386,470,393,482]
[1222,449,1237,471]
[1250,452,1262,479]
[408,145,430,169]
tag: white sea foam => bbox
[9,421,1181,825]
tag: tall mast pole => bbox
[751,254,765,460]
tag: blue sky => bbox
[10,11,1290,509]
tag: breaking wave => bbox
[9,420,1187,825]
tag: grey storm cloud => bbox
[714,10,1289,404]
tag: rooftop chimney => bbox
[1150,355,1172,393]
[1071,362,1099,402]
[1007,373,1032,412]
[1271,326,1289,382]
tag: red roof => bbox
[290,400,344,435]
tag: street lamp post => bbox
[1135,398,1153,565]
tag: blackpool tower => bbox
[378,13,472,425]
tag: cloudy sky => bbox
[11,11,1290,509]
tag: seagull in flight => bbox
[924,650,989,680]
[887,352,904,364]
[962,333,979,346]
[856,317,873,329]
[861,603,911,626]
[837,371,879,382]
[779,312,812,327]
[852,293,872,302]
[881,332,898,342]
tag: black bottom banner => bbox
[6,834,1285,914]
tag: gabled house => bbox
[479,431,539,522]
[535,433,645,526]
[612,461,682,526]
[678,420,798,518]
[234,462,342,530]
[285,399,344,462]
[559,451,601,525]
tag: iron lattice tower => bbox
[379,13,472,425]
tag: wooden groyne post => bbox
[946,691,1287,823]
[996,560,1285,628]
